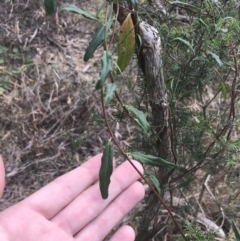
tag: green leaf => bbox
[207,51,223,67]
[220,82,227,100]
[125,105,150,133]
[130,152,186,172]
[130,0,138,11]
[96,51,112,90]
[179,90,192,100]
[84,20,113,62]
[220,28,228,33]
[136,34,142,54]
[117,13,135,74]
[106,19,113,31]
[232,221,240,241]
[44,0,56,16]
[196,18,209,28]
[193,56,209,62]
[99,141,113,199]
[84,25,105,62]
[131,152,175,168]
[148,174,161,193]
[174,37,195,53]
[104,83,117,103]
[171,1,200,10]
[60,4,98,21]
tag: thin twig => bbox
[100,89,187,241]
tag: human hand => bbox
[0,154,144,241]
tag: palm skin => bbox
[0,154,144,241]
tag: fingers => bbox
[75,182,144,241]
[52,160,144,236]
[23,154,103,219]
[0,156,5,198]
[109,226,135,241]
[0,225,9,241]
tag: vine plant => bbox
[44,0,240,240]
[54,1,188,239]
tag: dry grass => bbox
[0,0,111,209]
[0,0,137,214]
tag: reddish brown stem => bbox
[100,88,187,241]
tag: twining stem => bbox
[100,88,187,241]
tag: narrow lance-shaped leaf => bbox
[117,13,135,74]
[171,1,201,10]
[130,152,186,172]
[220,82,227,100]
[125,105,150,133]
[130,0,138,11]
[232,221,240,241]
[84,20,113,62]
[193,56,209,62]
[148,174,161,193]
[104,83,117,103]
[207,51,223,67]
[136,34,142,55]
[84,25,104,62]
[60,4,98,21]
[99,141,113,199]
[174,37,195,53]
[196,18,209,28]
[96,51,112,90]
[44,0,56,16]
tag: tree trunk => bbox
[114,2,173,240]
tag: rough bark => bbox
[114,1,173,240]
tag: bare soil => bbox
[0,0,111,210]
